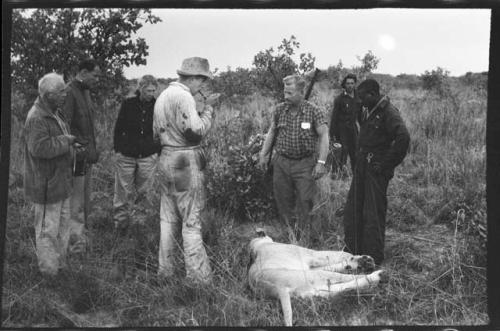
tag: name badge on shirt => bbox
[301,122,311,129]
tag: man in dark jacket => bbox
[113,75,160,231]
[343,79,410,266]
[62,58,101,251]
[329,74,361,177]
[24,72,79,276]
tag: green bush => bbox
[206,134,276,222]
[420,67,451,96]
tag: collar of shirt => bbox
[366,95,389,120]
[283,100,306,115]
[34,97,55,117]
[342,90,356,99]
[34,98,69,134]
[169,81,191,93]
[73,79,89,90]
[135,94,155,107]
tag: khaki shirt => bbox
[153,82,213,147]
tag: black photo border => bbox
[1,1,499,329]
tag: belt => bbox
[161,144,201,151]
[358,147,388,154]
[277,152,312,160]
[358,148,388,164]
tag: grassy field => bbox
[2,78,487,327]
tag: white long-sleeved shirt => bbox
[153,82,213,147]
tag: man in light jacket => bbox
[153,57,219,284]
[24,72,81,276]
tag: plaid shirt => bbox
[274,100,327,159]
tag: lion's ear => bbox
[255,228,266,237]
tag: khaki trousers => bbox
[34,198,71,276]
[69,165,92,249]
[272,154,317,237]
[113,153,157,225]
[157,147,212,284]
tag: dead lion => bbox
[248,228,387,326]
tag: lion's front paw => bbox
[377,269,389,284]
[367,269,388,286]
[347,255,375,273]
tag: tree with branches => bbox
[252,35,316,100]
[11,8,161,118]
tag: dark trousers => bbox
[272,154,316,234]
[343,153,390,265]
[332,126,357,173]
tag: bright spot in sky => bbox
[378,34,396,51]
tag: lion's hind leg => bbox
[310,253,375,273]
[308,250,353,271]
[310,269,386,297]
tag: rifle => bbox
[305,68,321,100]
[266,68,321,170]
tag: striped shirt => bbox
[274,100,327,159]
[153,82,213,147]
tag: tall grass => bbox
[3,79,487,326]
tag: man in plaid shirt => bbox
[258,75,329,239]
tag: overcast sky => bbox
[123,8,491,79]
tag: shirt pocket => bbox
[299,122,315,152]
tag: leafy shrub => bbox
[211,67,256,99]
[324,50,380,89]
[206,134,276,222]
[420,67,451,96]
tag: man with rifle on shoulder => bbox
[258,71,329,240]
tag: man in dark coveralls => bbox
[329,73,361,176]
[343,78,410,266]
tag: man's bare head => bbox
[283,75,305,105]
[38,72,67,110]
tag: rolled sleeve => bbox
[313,106,327,132]
[176,92,212,144]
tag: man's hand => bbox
[312,162,327,179]
[66,134,77,144]
[74,144,87,154]
[257,154,268,171]
[206,93,221,106]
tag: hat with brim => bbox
[177,57,213,79]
